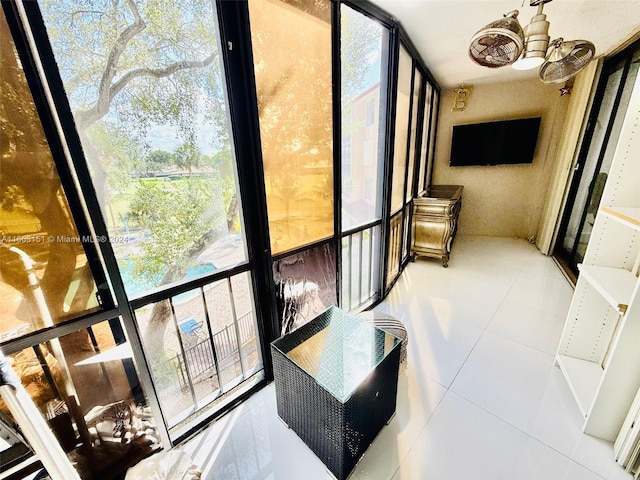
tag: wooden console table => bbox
[410,185,463,267]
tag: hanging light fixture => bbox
[468,10,524,68]
[512,0,551,70]
[469,0,596,82]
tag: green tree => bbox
[37,0,235,359]
[341,6,384,103]
[41,0,223,204]
[211,147,240,232]
[128,178,224,279]
[146,150,174,172]
[173,140,204,175]
[126,176,226,363]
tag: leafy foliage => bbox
[127,177,224,279]
[39,0,238,290]
[341,6,384,102]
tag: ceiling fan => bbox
[468,0,595,84]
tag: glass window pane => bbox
[567,55,640,264]
[249,0,334,255]
[386,210,403,288]
[562,60,625,255]
[341,5,386,230]
[134,271,261,429]
[0,11,100,342]
[406,69,422,202]
[427,90,439,189]
[341,225,380,311]
[390,45,412,213]
[0,319,161,476]
[273,243,337,335]
[418,84,433,194]
[403,204,411,260]
[230,273,261,374]
[39,1,246,298]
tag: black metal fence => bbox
[153,312,255,392]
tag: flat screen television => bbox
[449,117,541,166]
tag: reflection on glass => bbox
[427,90,439,189]
[390,45,413,213]
[273,307,399,401]
[39,1,246,298]
[230,273,261,375]
[135,272,260,428]
[273,243,337,336]
[203,275,260,387]
[0,320,160,478]
[418,84,433,194]
[406,69,422,202]
[402,204,411,260]
[249,0,334,255]
[0,11,99,344]
[571,56,640,264]
[341,5,386,230]
[172,289,221,405]
[386,211,403,288]
[562,59,626,260]
[201,400,272,478]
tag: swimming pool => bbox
[118,259,216,300]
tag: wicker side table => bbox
[271,307,401,480]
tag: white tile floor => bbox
[183,235,633,480]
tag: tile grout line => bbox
[386,240,545,479]
[386,378,450,480]
[444,389,610,480]
[444,256,528,390]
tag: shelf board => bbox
[557,355,604,418]
[601,207,640,231]
[578,264,636,314]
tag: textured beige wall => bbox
[433,78,570,240]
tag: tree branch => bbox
[77,0,145,129]
[109,51,217,105]
[76,0,216,130]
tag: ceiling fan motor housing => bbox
[521,12,550,60]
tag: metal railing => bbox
[341,222,381,311]
[152,312,256,394]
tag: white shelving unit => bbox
[555,72,640,442]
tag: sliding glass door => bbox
[555,42,640,275]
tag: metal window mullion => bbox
[368,227,374,298]
[348,234,353,311]
[200,287,223,393]
[227,278,247,378]
[169,298,197,406]
[356,231,363,306]
[0,306,121,356]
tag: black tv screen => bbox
[450,117,541,166]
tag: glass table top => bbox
[271,306,400,402]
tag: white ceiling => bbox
[367,0,640,88]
